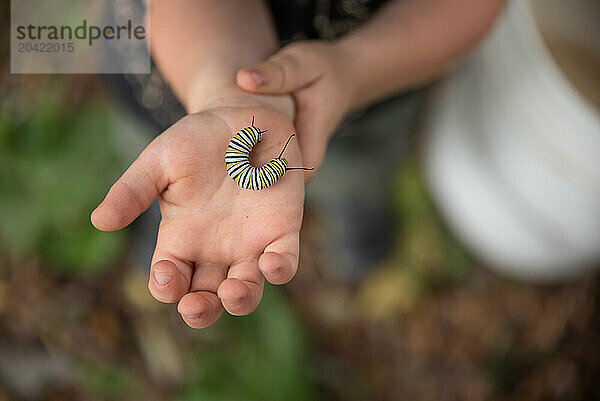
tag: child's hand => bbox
[236,41,355,170]
[91,98,306,329]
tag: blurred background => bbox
[1,0,599,400]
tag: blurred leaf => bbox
[0,81,128,273]
[358,158,472,320]
[178,286,318,401]
[78,360,132,400]
[359,265,423,319]
[391,158,471,284]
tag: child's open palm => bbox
[92,105,306,329]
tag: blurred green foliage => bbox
[71,285,317,401]
[0,85,126,273]
[78,360,134,400]
[392,159,471,284]
[359,158,472,318]
[178,286,318,401]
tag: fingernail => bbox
[248,69,264,86]
[153,271,172,286]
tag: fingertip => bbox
[149,260,189,303]
[259,252,295,285]
[236,68,263,92]
[217,278,260,316]
[178,292,223,329]
[217,278,249,304]
[90,202,120,232]
[177,292,209,316]
[90,206,101,228]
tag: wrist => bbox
[335,36,389,111]
[186,82,295,121]
[332,38,368,111]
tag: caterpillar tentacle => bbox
[225,118,313,190]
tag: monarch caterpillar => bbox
[225,117,314,190]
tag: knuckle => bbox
[283,41,319,63]
[269,43,311,89]
[282,41,312,57]
[269,58,288,90]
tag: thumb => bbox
[91,142,166,231]
[259,231,299,285]
[237,45,320,94]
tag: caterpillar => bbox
[225,117,314,190]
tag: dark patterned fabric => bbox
[267,0,388,42]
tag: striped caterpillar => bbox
[225,117,314,190]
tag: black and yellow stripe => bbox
[225,122,288,191]
[225,118,313,191]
